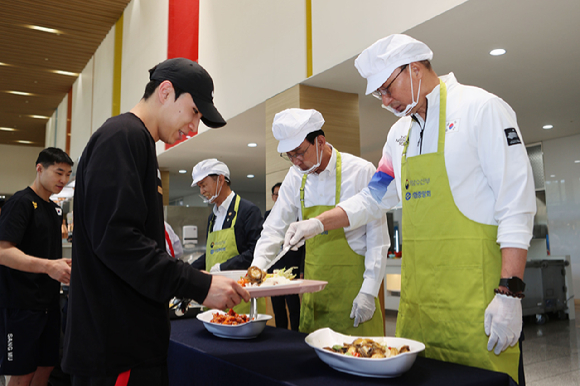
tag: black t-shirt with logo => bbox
[0,187,63,309]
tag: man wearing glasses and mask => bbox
[251,108,390,336]
[284,34,535,385]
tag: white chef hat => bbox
[355,34,433,95]
[272,108,325,153]
[191,158,230,186]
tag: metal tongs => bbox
[248,242,296,320]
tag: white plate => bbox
[209,270,247,281]
[196,309,272,339]
[305,328,425,378]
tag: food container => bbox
[196,309,272,339]
[305,328,425,378]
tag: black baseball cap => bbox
[149,58,226,128]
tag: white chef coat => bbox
[212,191,235,231]
[339,73,536,250]
[253,145,390,296]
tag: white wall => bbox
[121,0,168,113]
[192,0,469,147]
[69,57,95,162]
[0,144,43,194]
[45,94,69,151]
[543,133,580,296]
[92,25,116,130]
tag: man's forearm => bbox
[501,247,527,279]
[316,207,350,231]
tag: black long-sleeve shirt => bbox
[63,113,212,376]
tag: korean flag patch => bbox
[55,207,62,216]
[504,128,521,146]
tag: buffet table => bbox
[168,318,510,386]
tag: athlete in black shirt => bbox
[62,58,249,386]
[0,147,73,386]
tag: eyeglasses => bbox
[280,143,310,162]
[371,64,408,99]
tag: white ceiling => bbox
[159,0,580,201]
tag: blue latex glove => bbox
[350,292,376,327]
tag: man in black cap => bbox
[62,58,249,386]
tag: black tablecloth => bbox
[168,318,510,386]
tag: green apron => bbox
[396,80,519,382]
[206,194,266,315]
[299,150,384,336]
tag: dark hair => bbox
[418,60,432,71]
[271,182,282,194]
[142,79,186,101]
[208,173,231,186]
[36,147,73,168]
[305,130,325,144]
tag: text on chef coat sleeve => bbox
[476,97,536,249]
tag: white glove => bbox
[283,219,324,250]
[484,293,522,355]
[350,292,376,327]
[209,263,221,273]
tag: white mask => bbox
[383,68,421,118]
[293,141,322,175]
[199,176,223,204]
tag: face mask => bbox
[199,176,223,204]
[383,69,421,118]
[293,141,322,175]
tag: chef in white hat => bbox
[283,34,535,384]
[251,108,390,336]
[190,159,265,314]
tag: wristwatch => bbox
[499,276,526,293]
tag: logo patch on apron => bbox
[504,128,521,146]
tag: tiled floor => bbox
[384,304,580,385]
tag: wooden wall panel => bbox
[299,84,360,156]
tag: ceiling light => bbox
[247,174,255,179]
[247,143,257,148]
[550,175,556,177]
[575,160,580,164]
[7,90,34,96]
[490,48,506,56]
[0,62,9,66]
[542,124,553,129]
[27,25,62,34]
[178,170,187,174]
[52,70,78,77]
[30,115,49,119]
[16,140,33,144]
[0,127,16,132]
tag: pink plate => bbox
[246,280,327,298]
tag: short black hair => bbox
[305,130,325,144]
[208,173,230,186]
[142,79,186,101]
[271,182,282,194]
[36,147,73,168]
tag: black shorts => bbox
[71,364,168,386]
[0,308,60,375]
